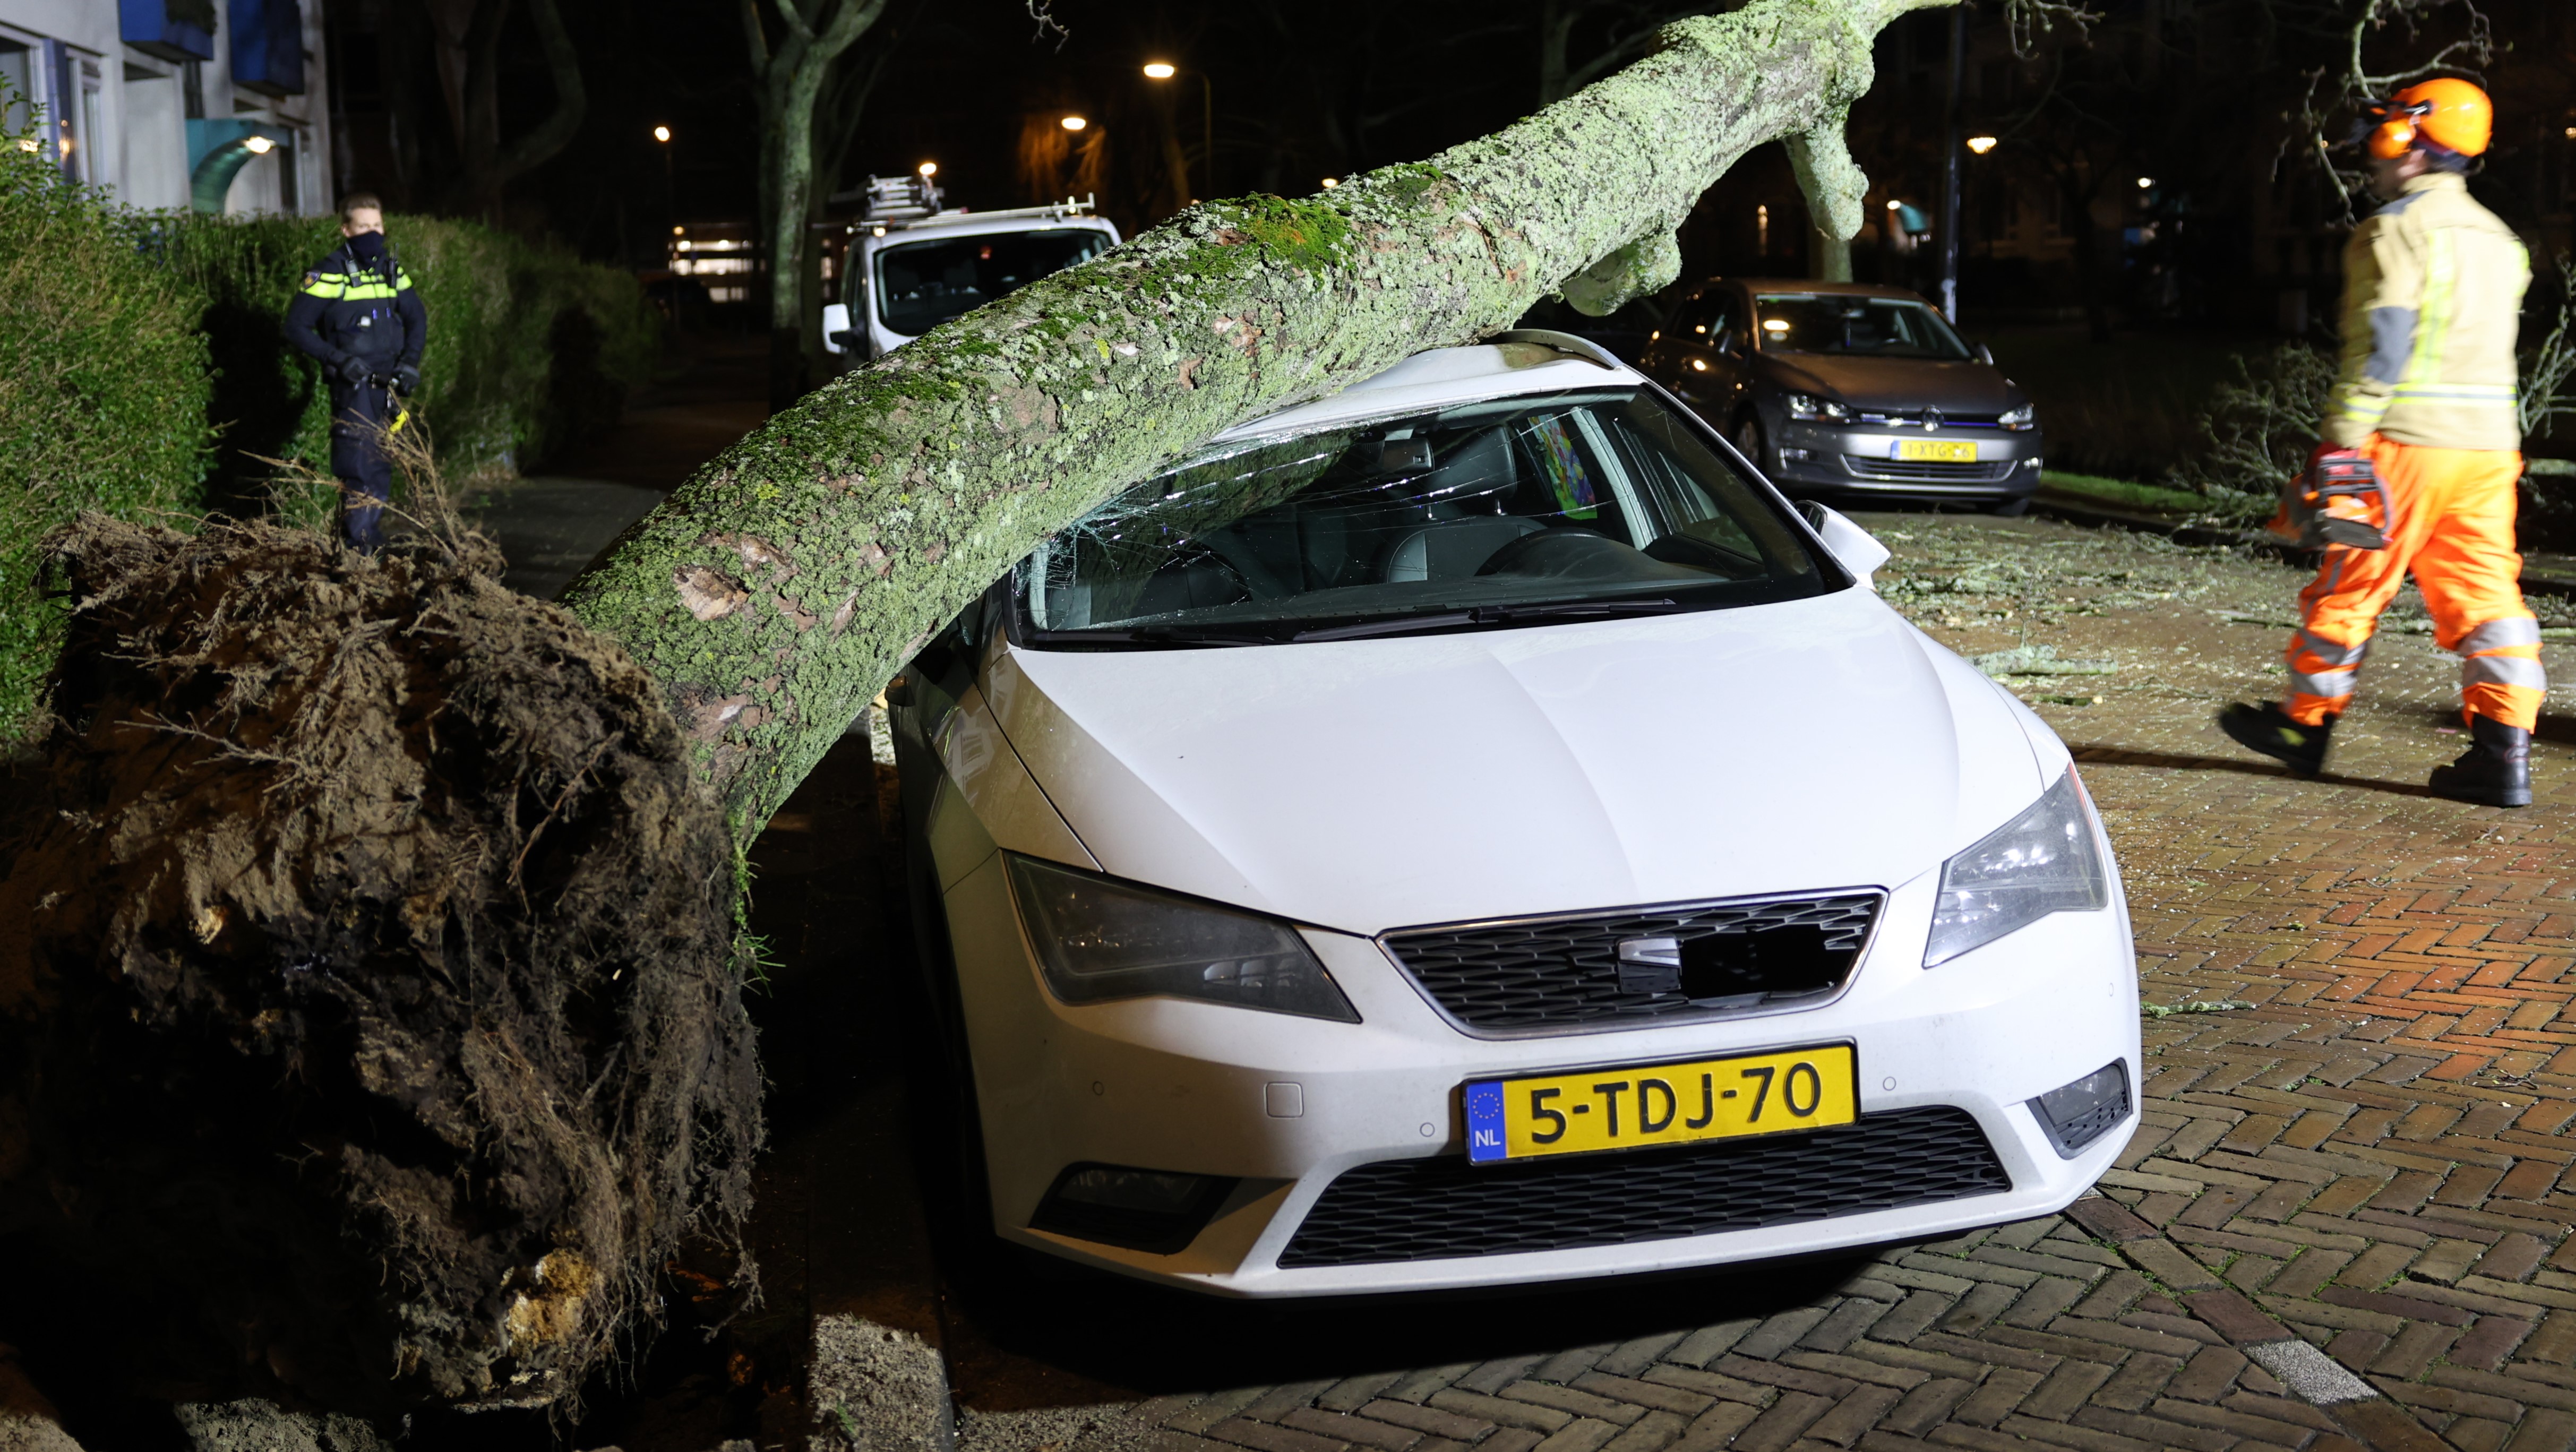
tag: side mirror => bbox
[1797,501,1893,587]
[821,303,853,355]
[1972,342,1996,365]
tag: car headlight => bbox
[1006,854,1361,1021]
[1923,769,2110,967]
[1785,393,1851,423]
[1999,403,2037,432]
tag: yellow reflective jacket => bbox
[2323,171,2529,452]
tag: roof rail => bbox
[1492,328,1622,370]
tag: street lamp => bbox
[242,134,274,154]
[652,125,678,267]
[917,160,937,177]
[1966,135,1998,155]
[1061,114,1087,131]
[1142,59,1214,200]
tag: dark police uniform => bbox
[281,235,427,552]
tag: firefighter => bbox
[2218,78,2539,807]
[282,193,427,554]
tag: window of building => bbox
[0,41,31,136]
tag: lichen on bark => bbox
[562,0,1946,841]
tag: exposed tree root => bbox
[0,517,759,1414]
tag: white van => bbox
[822,176,1121,363]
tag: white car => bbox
[887,330,2140,1297]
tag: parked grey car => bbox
[1641,280,2044,514]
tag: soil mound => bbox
[0,518,760,1414]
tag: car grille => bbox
[1277,1106,2010,1267]
[1841,456,2019,483]
[1380,893,1882,1035]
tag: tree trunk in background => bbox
[743,0,890,413]
[562,0,1937,844]
[422,0,587,219]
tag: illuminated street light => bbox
[1885,199,1901,210]
[1143,61,1215,200]
[1320,177,1338,188]
[2136,176,2153,189]
[653,125,671,143]
[243,134,274,154]
[917,160,937,177]
[1965,135,1997,155]
[1061,114,1088,132]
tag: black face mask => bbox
[346,230,388,264]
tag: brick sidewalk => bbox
[950,518,2576,1452]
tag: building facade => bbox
[0,0,329,214]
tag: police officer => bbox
[282,193,427,554]
[2218,80,2539,807]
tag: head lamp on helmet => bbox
[2365,78,2493,161]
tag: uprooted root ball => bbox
[0,517,760,1413]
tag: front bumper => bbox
[1763,422,2046,502]
[943,850,2140,1297]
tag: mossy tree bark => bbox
[564,0,1944,843]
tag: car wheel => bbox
[1984,497,2033,518]
[1734,413,1768,471]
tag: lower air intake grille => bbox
[1841,456,2019,483]
[1277,1106,2007,1268]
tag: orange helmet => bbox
[2366,78,2493,159]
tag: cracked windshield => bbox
[1018,388,1830,643]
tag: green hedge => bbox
[0,108,662,742]
[0,119,214,741]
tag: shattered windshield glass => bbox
[1015,388,1833,647]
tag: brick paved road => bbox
[939,517,2576,1452]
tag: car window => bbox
[874,229,1107,336]
[1670,291,1737,348]
[1752,294,1970,360]
[1015,388,1832,646]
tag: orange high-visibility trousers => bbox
[2283,435,2544,731]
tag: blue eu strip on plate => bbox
[1465,1080,1508,1164]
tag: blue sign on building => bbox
[120,0,216,64]
[228,0,304,97]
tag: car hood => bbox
[981,587,2048,936]
[1758,354,2020,415]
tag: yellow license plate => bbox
[1464,1044,1858,1164]
[1894,439,1978,462]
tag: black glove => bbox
[335,354,371,386]
[391,363,422,397]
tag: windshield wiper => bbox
[1046,624,1291,647]
[1287,598,1691,642]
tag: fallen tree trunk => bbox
[562,0,1930,839]
[0,0,1952,1414]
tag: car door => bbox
[1658,286,1750,425]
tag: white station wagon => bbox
[886,330,2140,1296]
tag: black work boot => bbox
[2218,702,2335,776]
[2428,715,2531,807]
